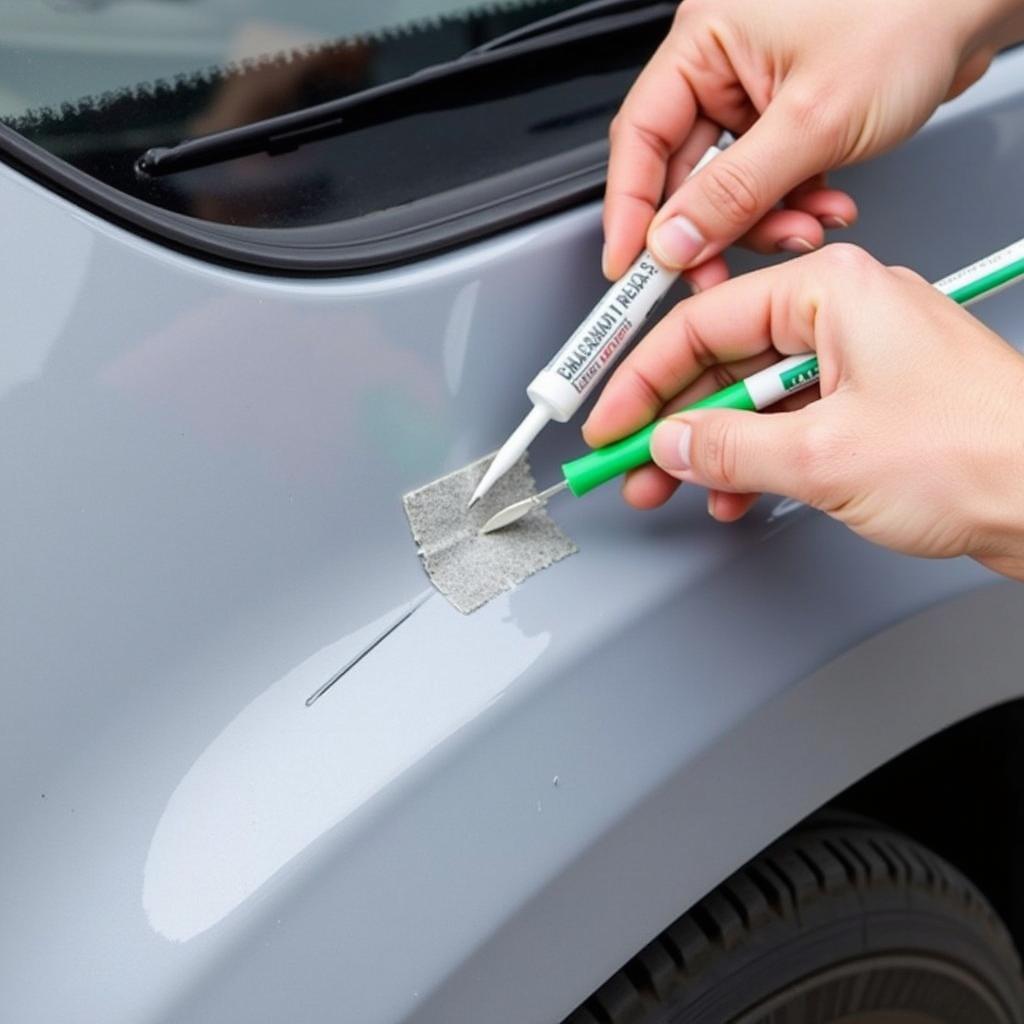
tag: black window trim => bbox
[0,0,675,276]
[0,121,609,276]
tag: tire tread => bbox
[564,815,1022,1024]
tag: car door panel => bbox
[1,43,1023,1024]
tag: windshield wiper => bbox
[137,0,674,178]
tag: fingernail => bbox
[601,242,609,278]
[651,420,692,472]
[707,491,717,518]
[820,215,849,230]
[651,216,705,268]
[777,236,817,254]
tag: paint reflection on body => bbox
[143,592,550,942]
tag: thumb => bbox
[651,408,821,504]
[647,95,830,269]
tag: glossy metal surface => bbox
[2,48,1024,1024]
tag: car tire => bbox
[564,814,1024,1023]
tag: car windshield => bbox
[0,0,589,125]
[0,0,665,270]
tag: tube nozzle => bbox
[468,405,551,508]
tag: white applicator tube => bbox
[469,142,723,507]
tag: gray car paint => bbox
[1,45,1024,1024]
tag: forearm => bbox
[966,367,1024,583]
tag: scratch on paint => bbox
[305,591,432,707]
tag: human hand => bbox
[583,245,1024,581]
[603,0,1020,288]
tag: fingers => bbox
[663,165,857,257]
[708,491,759,521]
[661,117,730,198]
[738,209,824,255]
[784,184,858,229]
[621,464,680,509]
[604,115,723,280]
[619,362,818,511]
[702,385,820,519]
[647,91,835,270]
[583,259,816,447]
[685,256,730,292]
[945,47,996,101]
[622,471,760,518]
[617,347,781,510]
[602,41,700,280]
[650,406,821,503]
[603,45,852,277]
[712,185,858,255]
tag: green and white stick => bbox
[480,237,1024,534]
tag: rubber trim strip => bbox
[0,122,608,277]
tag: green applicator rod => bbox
[479,237,1024,535]
[560,236,1024,498]
[563,353,815,496]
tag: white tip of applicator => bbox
[468,464,504,508]
[468,405,552,508]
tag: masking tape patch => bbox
[403,453,577,614]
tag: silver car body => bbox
[2,42,1024,1024]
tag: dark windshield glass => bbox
[0,1,667,270]
[0,1,588,123]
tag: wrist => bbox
[967,363,1024,581]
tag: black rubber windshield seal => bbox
[0,122,610,276]
[0,0,676,275]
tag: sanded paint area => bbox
[403,453,576,613]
